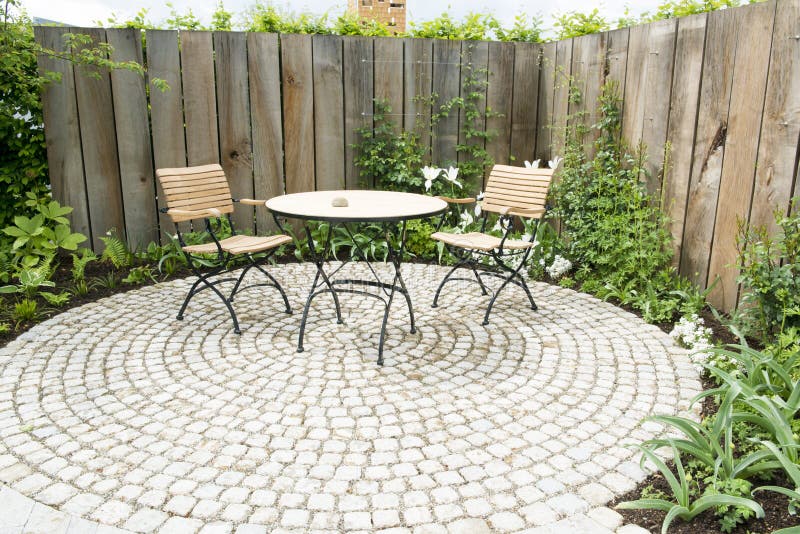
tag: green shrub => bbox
[551,81,695,322]
[353,100,426,192]
[735,200,800,342]
[0,1,50,230]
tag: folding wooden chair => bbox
[431,164,555,325]
[156,164,292,334]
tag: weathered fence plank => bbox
[146,30,186,236]
[570,33,606,154]
[605,28,629,90]
[431,39,461,166]
[707,1,776,310]
[281,34,315,195]
[344,36,373,189]
[374,37,404,132]
[680,7,741,287]
[749,0,800,235]
[180,31,219,167]
[605,27,629,144]
[485,41,514,171]
[551,39,573,159]
[621,24,649,152]
[214,31,255,233]
[535,42,556,161]
[34,26,91,242]
[72,28,125,250]
[640,18,677,197]
[106,28,158,249]
[458,41,488,177]
[510,43,540,165]
[663,13,707,266]
[403,38,433,159]
[247,33,284,233]
[313,35,345,191]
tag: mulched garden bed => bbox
[613,470,798,533]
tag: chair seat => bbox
[430,231,533,252]
[182,234,293,255]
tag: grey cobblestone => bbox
[0,263,700,532]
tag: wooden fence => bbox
[34,0,800,311]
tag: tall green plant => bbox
[353,100,425,191]
[735,200,800,341]
[551,81,691,322]
[1,0,51,228]
[617,442,765,534]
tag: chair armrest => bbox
[165,207,223,219]
[436,196,476,204]
[235,198,267,206]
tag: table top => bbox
[266,190,448,223]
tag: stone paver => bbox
[0,263,700,532]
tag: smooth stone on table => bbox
[0,262,700,531]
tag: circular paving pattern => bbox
[0,263,700,532]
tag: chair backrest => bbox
[155,164,235,223]
[482,164,555,216]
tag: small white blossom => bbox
[548,156,563,169]
[669,314,713,368]
[422,166,441,192]
[459,210,474,227]
[545,255,572,279]
[443,166,462,188]
[474,203,482,217]
[524,159,541,168]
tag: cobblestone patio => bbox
[0,262,700,533]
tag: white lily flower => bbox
[422,166,441,192]
[460,210,474,226]
[524,159,541,168]
[443,166,462,188]
[548,156,563,169]
[474,203,482,217]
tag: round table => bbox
[266,190,448,365]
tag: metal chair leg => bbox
[432,254,472,308]
[248,257,293,314]
[229,263,255,301]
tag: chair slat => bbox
[164,186,233,201]
[488,177,551,190]
[484,190,547,204]
[156,164,235,220]
[481,165,554,215]
[156,163,224,177]
[161,176,230,190]
[169,194,234,209]
[485,182,549,196]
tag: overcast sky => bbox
[23,0,665,37]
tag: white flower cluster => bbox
[545,254,572,279]
[423,166,461,191]
[670,314,713,366]
[523,156,562,170]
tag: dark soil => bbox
[612,470,799,534]
[0,251,307,347]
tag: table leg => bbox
[297,222,343,353]
[386,220,415,334]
